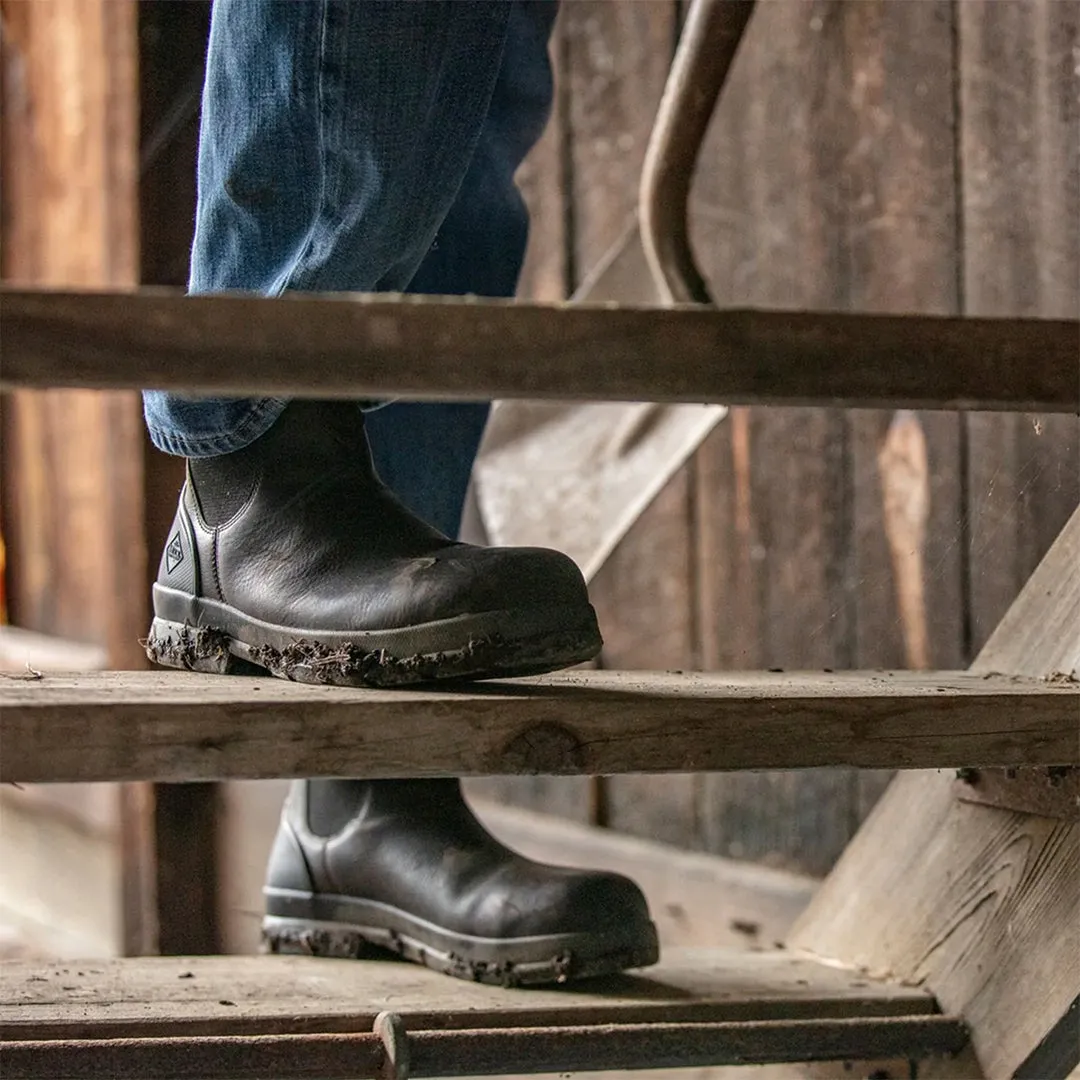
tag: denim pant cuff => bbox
[144,395,289,458]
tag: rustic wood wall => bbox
[481,0,1078,875]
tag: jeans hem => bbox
[146,396,290,458]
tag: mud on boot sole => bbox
[261,913,660,988]
[145,594,602,687]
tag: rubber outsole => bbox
[261,910,660,988]
[145,601,602,687]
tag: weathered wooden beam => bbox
[2,288,1077,411]
[789,507,1080,1079]
[0,949,937,1038]
[1,670,1075,784]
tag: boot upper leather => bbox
[268,780,653,940]
[156,401,591,632]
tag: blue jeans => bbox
[144,0,557,538]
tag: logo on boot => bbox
[165,531,185,574]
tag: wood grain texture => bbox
[559,0,700,844]
[790,511,1080,1078]
[960,0,1080,656]
[690,0,856,874]
[2,669,1075,785]
[464,7,591,821]
[0,949,938,1039]
[837,0,966,824]
[3,288,1076,411]
[0,2,145,671]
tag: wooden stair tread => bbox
[3,669,1075,784]
[1,948,935,1038]
[0,951,970,1077]
[3,287,1077,411]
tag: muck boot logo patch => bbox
[165,531,185,574]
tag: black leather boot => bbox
[146,401,602,685]
[263,778,660,985]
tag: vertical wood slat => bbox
[0,0,147,958]
[462,5,595,823]
[691,0,964,874]
[560,0,703,846]
[960,0,1080,654]
[0,0,145,669]
[135,1,222,958]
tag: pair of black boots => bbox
[148,401,658,986]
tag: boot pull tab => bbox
[373,1011,410,1080]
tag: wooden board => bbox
[558,0,703,848]
[0,4,144,671]
[789,508,1080,1079]
[2,669,1075,785]
[686,0,965,875]
[465,15,592,821]
[2,288,1076,411]
[0,948,938,1040]
[960,0,1080,654]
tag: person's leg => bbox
[143,0,513,459]
[364,0,559,537]
[145,0,603,687]
[147,0,657,985]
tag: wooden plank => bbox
[564,0,675,282]
[0,0,162,962]
[465,23,592,821]
[789,509,1080,1079]
[687,0,860,875]
[2,288,1076,411]
[954,765,1080,820]
[560,0,698,848]
[0,949,938,1038]
[1,669,1075,785]
[135,0,226,962]
[838,0,967,829]
[961,0,1080,655]
[0,1017,970,1079]
[0,5,144,671]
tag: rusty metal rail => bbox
[1,1014,969,1080]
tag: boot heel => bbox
[145,617,249,674]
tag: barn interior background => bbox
[0,0,1076,960]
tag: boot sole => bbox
[261,889,660,987]
[147,587,602,686]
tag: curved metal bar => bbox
[640,0,756,304]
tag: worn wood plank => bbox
[1,669,1075,785]
[0,948,937,1039]
[0,5,144,671]
[565,0,698,843]
[789,509,1080,1079]
[2,288,1076,411]
[690,0,858,875]
[0,0,162,962]
[839,0,966,829]
[961,0,1080,655]
[466,16,592,821]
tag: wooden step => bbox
[0,949,968,1078]
[3,287,1077,411]
[2,669,1075,784]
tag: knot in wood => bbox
[502,722,586,773]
